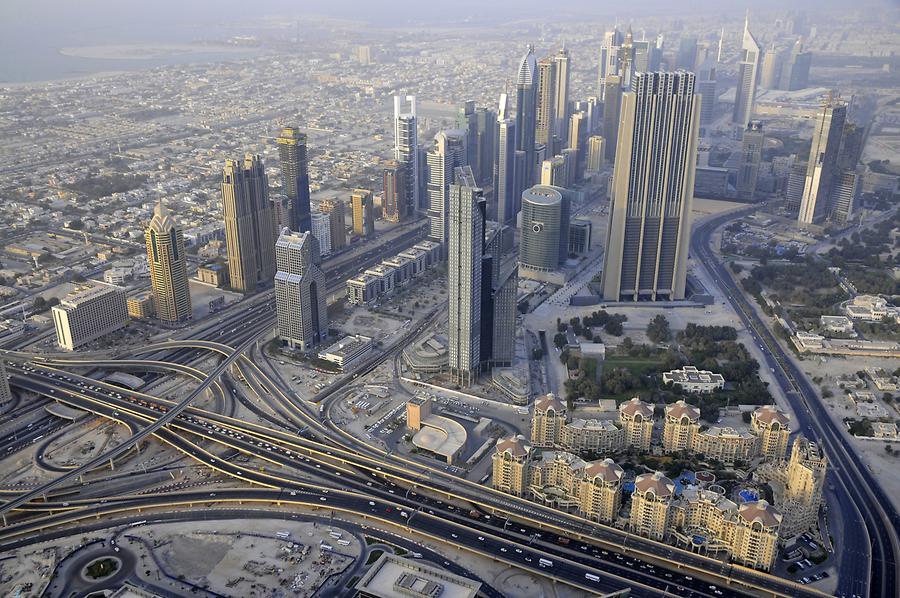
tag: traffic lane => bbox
[691,216,888,595]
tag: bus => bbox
[538,558,553,568]
[585,573,600,582]
[337,539,351,546]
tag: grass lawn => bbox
[602,356,665,377]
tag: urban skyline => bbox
[0,4,898,597]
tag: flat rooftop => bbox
[355,553,480,598]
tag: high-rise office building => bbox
[274,230,327,352]
[736,121,765,201]
[696,60,718,127]
[535,57,556,149]
[393,95,420,213]
[382,160,406,223]
[552,48,572,148]
[519,185,570,273]
[586,135,605,173]
[602,75,622,162]
[351,188,375,238]
[515,45,537,187]
[222,154,276,293]
[597,26,624,98]
[426,130,467,244]
[676,36,698,70]
[276,127,311,233]
[829,170,859,225]
[448,167,485,386]
[732,17,761,128]
[567,111,588,180]
[270,194,293,233]
[540,156,567,187]
[310,211,332,256]
[319,198,347,251]
[51,282,127,351]
[457,101,479,176]
[759,47,781,90]
[447,166,517,385]
[779,39,811,91]
[145,202,192,322]
[474,106,497,186]
[785,161,807,213]
[798,98,847,225]
[494,94,518,226]
[602,72,700,301]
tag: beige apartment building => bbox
[692,426,758,466]
[560,418,626,454]
[618,398,655,452]
[662,400,701,453]
[751,406,791,461]
[732,501,783,570]
[780,436,828,537]
[530,393,567,447]
[629,472,676,541]
[491,435,533,497]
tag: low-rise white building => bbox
[662,365,725,394]
[318,334,373,370]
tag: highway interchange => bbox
[0,209,888,597]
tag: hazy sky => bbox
[1,0,886,32]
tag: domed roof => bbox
[534,393,565,414]
[738,499,783,528]
[753,405,791,428]
[634,471,676,498]
[584,458,624,483]
[666,400,700,421]
[495,435,531,458]
[620,397,653,419]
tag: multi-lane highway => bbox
[691,208,899,598]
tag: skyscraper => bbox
[552,48,571,149]
[798,98,847,225]
[382,160,406,223]
[736,121,765,201]
[310,211,332,256]
[319,198,347,251]
[779,39,811,91]
[515,45,537,187]
[494,93,518,226]
[696,60,718,127]
[276,127,312,233]
[602,75,623,162]
[602,72,700,302]
[448,166,485,386]
[732,16,761,128]
[351,188,375,237]
[222,154,276,293]
[567,111,588,180]
[426,130,467,244]
[457,100,479,177]
[145,202,192,322]
[519,185,571,274]
[474,106,497,186]
[829,170,859,225]
[597,26,624,98]
[275,230,327,352]
[676,36,698,70]
[393,95,420,213]
[540,156,567,187]
[448,166,516,384]
[535,57,557,149]
[586,135,605,174]
[759,47,781,90]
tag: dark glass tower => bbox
[276,126,312,233]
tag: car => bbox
[500,548,507,552]
[319,497,327,502]
[477,536,485,541]
[451,533,458,539]
[368,501,376,506]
